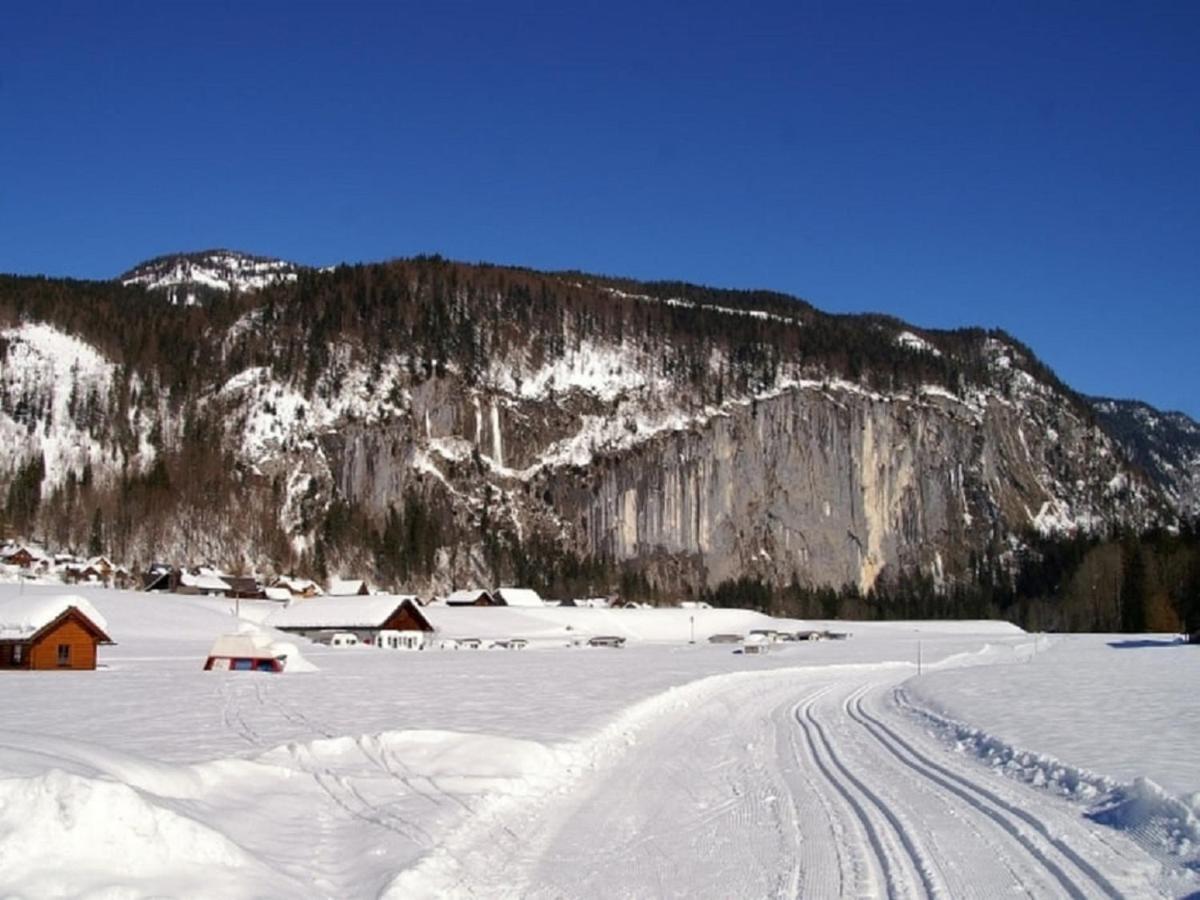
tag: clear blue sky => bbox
[3,1,1197,416]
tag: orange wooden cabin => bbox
[0,606,114,671]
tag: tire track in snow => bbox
[794,686,945,900]
[849,693,1122,900]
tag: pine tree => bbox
[88,507,104,557]
[1119,541,1147,633]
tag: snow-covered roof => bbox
[0,594,109,641]
[263,587,292,602]
[1,544,49,561]
[179,572,232,592]
[445,589,495,605]
[327,579,368,596]
[273,576,319,595]
[267,595,419,630]
[494,587,544,607]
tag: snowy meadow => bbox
[1,584,1197,898]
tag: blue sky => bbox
[3,1,1197,416]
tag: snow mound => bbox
[0,593,108,640]
[207,627,319,674]
[0,769,263,897]
[271,641,317,673]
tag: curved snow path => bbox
[403,666,1188,899]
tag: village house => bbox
[266,596,430,646]
[327,578,370,597]
[223,575,265,600]
[176,570,233,596]
[272,576,320,599]
[0,595,114,671]
[143,563,179,592]
[443,588,499,607]
[1,545,50,571]
[493,587,545,607]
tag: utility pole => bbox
[689,615,695,644]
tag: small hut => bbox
[0,595,114,670]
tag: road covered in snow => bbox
[0,585,1197,898]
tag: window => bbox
[57,644,70,667]
[13,645,23,665]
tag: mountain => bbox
[0,254,1178,608]
[1089,398,1200,519]
[118,249,305,305]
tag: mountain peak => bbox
[118,249,304,303]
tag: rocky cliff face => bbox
[0,256,1174,595]
[317,335,1155,594]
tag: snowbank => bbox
[0,769,282,898]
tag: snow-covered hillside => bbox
[0,585,1195,898]
[1091,397,1200,519]
[0,323,133,489]
[0,255,1184,601]
[119,249,304,304]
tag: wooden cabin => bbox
[1,546,39,569]
[143,564,179,592]
[223,576,265,600]
[0,602,114,671]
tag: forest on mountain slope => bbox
[1,258,1195,632]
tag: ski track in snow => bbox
[422,667,1189,900]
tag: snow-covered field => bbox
[1,585,1197,898]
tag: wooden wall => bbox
[27,616,99,670]
[383,603,433,633]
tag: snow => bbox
[206,629,318,674]
[0,593,108,640]
[326,578,367,597]
[499,340,664,403]
[494,586,544,607]
[908,634,1200,799]
[265,595,419,630]
[896,330,942,356]
[121,252,300,296]
[179,571,232,593]
[1,584,1196,898]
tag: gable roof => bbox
[179,571,232,592]
[445,588,496,605]
[494,587,544,607]
[274,576,319,594]
[266,595,422,630]
[0,595,113,644]
[327,578,368,596]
